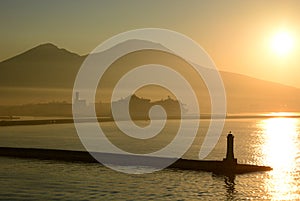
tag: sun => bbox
[270,30,295,57]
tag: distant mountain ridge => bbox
[1,41,300,113]
[0,43,84,88]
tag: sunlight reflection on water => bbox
[259,117,300,200]
[2,115,300,200]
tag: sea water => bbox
[1,115,300,200]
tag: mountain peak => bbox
[29,42,71,55]
[1,43,81,63]
[34,43,60,49]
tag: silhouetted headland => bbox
[0,132,272,174]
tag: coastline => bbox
[1,113,300,126]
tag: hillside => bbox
[0,43,84,88]
[221,71,300,112]
[0,41,300,114]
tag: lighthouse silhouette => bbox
[223,131,237,165]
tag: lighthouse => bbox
[223,131,237,164]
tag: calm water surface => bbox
[1,115,300,200]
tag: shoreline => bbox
[1,113,300,126]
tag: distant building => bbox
[73,92,92,117]
[74,92,87,107]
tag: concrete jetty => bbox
[0,132,272,174]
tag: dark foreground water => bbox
[1,157,270,201]
[1,114,300,200]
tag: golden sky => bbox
[1,0,300,88]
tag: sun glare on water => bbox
[260,117,300,200]
[270,30,295,57]
[262,117,298,169]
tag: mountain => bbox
[1,41,300,113]
[221,71,300,112]
[0,40,168,88]
[0,43,84,88]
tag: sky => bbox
[1,0,300,88]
